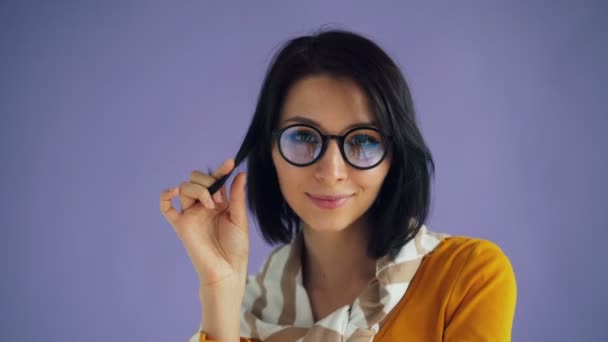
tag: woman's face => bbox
[272,74,391,233]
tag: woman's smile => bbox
[306,193,355,209]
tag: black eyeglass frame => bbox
[271,123,392,170]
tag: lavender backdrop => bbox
[1,1,607,341]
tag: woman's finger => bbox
[190,159,235,190]
[180,182,216,210]
[210,158,235,180]
[189,170,217,188]
[227,172,248,229]
[160,187,180,224]
[178,182,195,212]
[217,183,228,204]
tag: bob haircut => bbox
[224,28,434,259]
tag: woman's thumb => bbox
[228,172,248,229]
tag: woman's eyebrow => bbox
[283,115,378,131]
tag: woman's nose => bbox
[314,139,348,183]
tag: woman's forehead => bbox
[279,75,376,132]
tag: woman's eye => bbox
[351,134,378,146]
[293,131,317,143]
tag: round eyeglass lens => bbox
[279,126,323,165]
[344,129,385,168]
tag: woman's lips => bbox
[306,193,353,209]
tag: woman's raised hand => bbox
[160,159,249,288]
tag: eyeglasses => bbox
[272,124,390,170]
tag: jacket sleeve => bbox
[443,240,517,341]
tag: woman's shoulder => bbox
[428,234,513,268]
[378,234,517,340]
[430,235,517,339]
[378,233,516,341]
[418,233,517,298]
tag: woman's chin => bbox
[301,218,352,234]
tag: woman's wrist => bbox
[199,276,246,342]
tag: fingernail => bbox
[213,192,223,203]
[206,197,215,209]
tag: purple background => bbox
[2,1,607,341]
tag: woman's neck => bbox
[301,217,376,294]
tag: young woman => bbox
[160,29,516,342]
